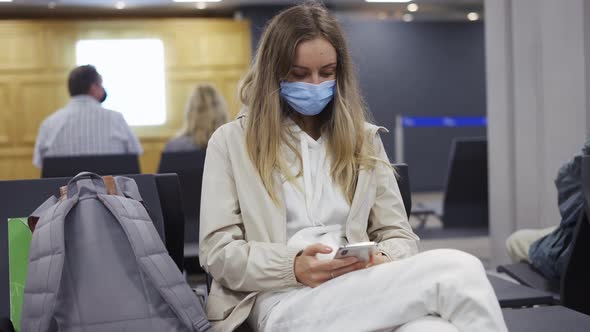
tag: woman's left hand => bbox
[367,251,391,267]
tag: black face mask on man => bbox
[99,88,107,103]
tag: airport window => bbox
[75,39,167,126]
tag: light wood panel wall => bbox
[0,18,251,180]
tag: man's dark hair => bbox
[68,65,101,97]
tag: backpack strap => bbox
[103,175,117,195]
[98,191,211,332]
[112,176,144,202]
[57,175,116,200]
[21,196,78,332]
[66,172,110,198]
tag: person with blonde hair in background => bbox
[199,4,508,332]
[164,83,229,152]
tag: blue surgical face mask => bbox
[99,88,107,103]
[280,80,336,116]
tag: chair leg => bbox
[417,215,429,229]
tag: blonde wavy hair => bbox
[240,3,382,204]
[178,83,228,149]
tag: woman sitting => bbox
[199,4,507,332]
[164,83,228,152]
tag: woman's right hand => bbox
[294,243,366,288]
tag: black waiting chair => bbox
[441,137,488,228]
[157,150,206,273]
[0,173,186,321]
[41,154,141,178]
[502,306,590,332]
[409,138,488,230]
[497,262,560,296]
[154,173,187,272]
[487,275,555,308]
[498,155,590,315]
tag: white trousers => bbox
[395,316,459,332]
[254,249,508,332]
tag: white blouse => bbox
[282,124,350,258]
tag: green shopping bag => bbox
[8,217,32,332]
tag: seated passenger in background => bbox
[506,138,590,280]
[163,83,228,152]
[33,65,142,169]
[199,4,508,332]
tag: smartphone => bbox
[334,242,377,262]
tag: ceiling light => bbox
[174,0,221,2]
[407,3,418,12]
[195,2,206,9]
[0,0,14,2]
[402,13,414,22]
[366,0,411,3]
[48,1,56,9]
[467,12,479,21]
[115,1,126,10]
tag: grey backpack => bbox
[21,172,211,332]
